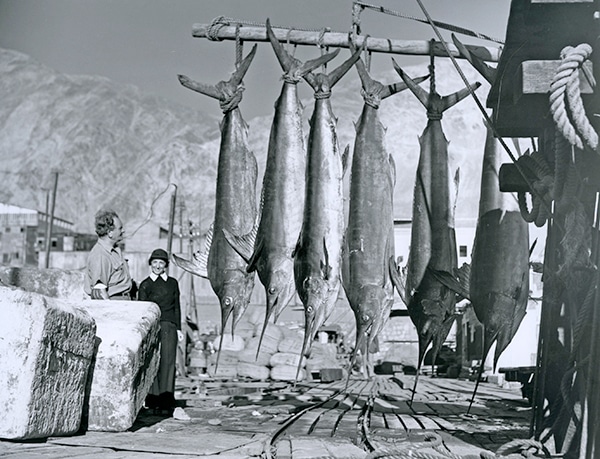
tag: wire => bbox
[354,1,505,44]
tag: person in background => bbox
[85,209,132,300]
[138,248,183,412]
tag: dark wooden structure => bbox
[490,1,599,457]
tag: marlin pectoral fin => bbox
[451,34,497,85]
[172,252,208,278]
[320,237,332,280]
[222,227,257,266]
[428,267,469,300]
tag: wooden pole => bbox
[167,185,177,259]
[44,171,58,269]
[192,24,502,62]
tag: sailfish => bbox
[225,19,339,356]
[293,44,363,378]
[342,51,427,378]
[393,58,480,400]
[173,45,259,363]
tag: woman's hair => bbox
[94,209,119,237]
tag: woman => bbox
[138,248,182,412]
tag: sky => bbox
[0,0,511,120]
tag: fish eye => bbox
[268,287,276,295]
[224,297,232,306]
[362,314,370,322]
[307,306,313,314]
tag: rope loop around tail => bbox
[549,43,598,151]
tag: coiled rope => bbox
[549,43,598,151]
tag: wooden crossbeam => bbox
[192,23,502,62]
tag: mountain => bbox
[0,47,489,235]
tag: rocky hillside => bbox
[0,47,489,234]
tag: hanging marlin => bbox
[467,119,530,413]
[342,51,427,377]
[293,44,364,377]
[173,45,258,359]
[393,58,480,399]
[225,19,339,355]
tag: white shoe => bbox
[172,407,191,420]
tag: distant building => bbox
[0,203,95,267]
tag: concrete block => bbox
[0,286,97,440]
[79,300,160,432]
[0,266,85,301]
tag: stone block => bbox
[0,286,97,440]
[0,266,86,301]
[79,300,160,432]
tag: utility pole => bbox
[44,170,58,269]
[167,185,177,260]
[178,201,185,253]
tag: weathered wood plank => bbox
[191,24,501,61]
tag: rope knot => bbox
[207,16,234,41]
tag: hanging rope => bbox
[516,150,554,227]
[353,1,504,44]
[234,23,243,69]
[549,43,598,151]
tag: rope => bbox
[516,151,554,227]
[234,23,243,69]
[353,1,504,44]
[549,43,598,151]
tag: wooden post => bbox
[44,171,58,269]
[167,185,177,259]
[192,23,501,62]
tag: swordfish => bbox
[393,60,480,398]
[226,19,339,354]
[342,53,426,377]
[293,45,363,374]
[173,45,258,353]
